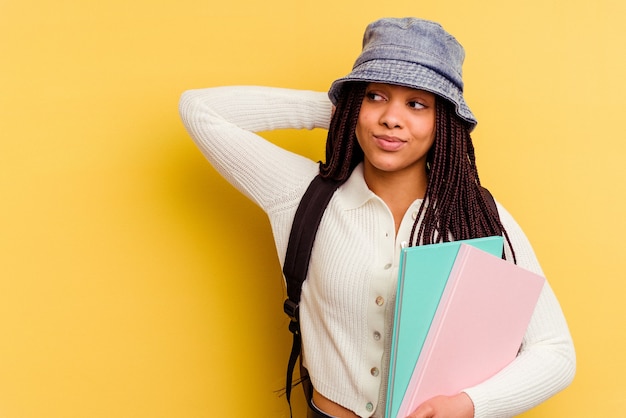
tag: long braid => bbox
[409,99,516,262]
[319,83,366,180]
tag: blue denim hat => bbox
[328,17,477,130]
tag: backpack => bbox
[281,174,498,416]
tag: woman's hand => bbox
[406,392,474,418]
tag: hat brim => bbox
[328,59,477,130]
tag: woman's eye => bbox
[366,92,384,101]
[408,101,426,110]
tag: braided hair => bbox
[319,82,366,180]
[319,82,516,262]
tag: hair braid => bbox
[319,83,366,180]
[409,99,516,261]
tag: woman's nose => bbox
[379,102,403,128]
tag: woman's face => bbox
[355,83,436,178]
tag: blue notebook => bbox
[385,236,504,418]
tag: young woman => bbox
[179,17,575,418]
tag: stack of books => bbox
[386,236,545,418]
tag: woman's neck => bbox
[362,162,428,233]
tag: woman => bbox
[179,17,575,418]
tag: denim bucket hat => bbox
[328,17,477,130]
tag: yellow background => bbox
[1,0,624,416]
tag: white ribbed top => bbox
[179,86,575,418]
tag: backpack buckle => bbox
[283,299,299,322]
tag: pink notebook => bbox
[397,244,545,417]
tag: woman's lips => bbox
[374,134,407,151]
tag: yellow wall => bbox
[1,0,624,416]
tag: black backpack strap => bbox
[282,175,341,417]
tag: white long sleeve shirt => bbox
[179,86,575,417]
